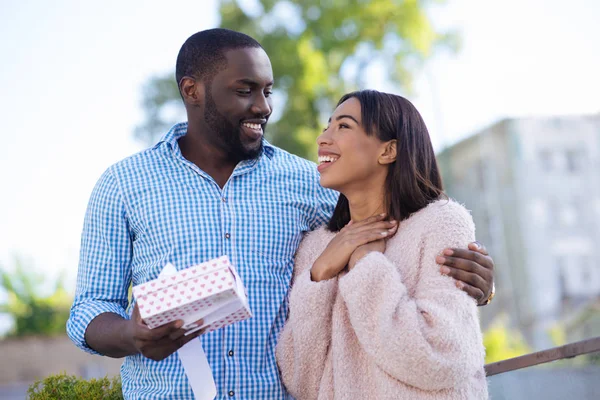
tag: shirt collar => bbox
[156,122,275,160]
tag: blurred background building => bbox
[437,114,600,349]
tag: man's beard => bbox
[203,89,264,163]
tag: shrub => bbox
[27,372,122,400]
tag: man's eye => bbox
[237,89,251,95]
[264,91,273,97]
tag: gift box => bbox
[132,256,251,335]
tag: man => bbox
[67,29,495,399]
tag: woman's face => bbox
[316,97,389,193]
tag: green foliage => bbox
[485,317,599,367]
[0,258,71,337]
[548,322,567,347]
[136,0,454,159]
[483,314,531,364]
[549,310,600,367]
[27,373,122,400]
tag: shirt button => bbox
[222,197,227,202]
[228,390,235,397]
[225,233,231,239]
[228,350,234,356]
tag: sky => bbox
[0,0,599,308]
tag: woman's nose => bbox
[317,127,332,145]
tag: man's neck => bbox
[178,128,236,189]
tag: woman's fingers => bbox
[348,224,397,247]
[347,220,397,235]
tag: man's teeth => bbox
[318,155,339,164]
[242,123,262,130]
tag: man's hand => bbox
[124,304,205,361]
[436,241,495,306]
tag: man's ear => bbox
[378,140,397,165]
[179,76,205,106]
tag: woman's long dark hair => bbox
[327,90,445,232]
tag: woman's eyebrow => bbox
[327,115,360,124]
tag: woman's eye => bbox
[339,123,349,129]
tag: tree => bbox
[136,0,455,160]
[0,258,71,337]
[483,314,531,364]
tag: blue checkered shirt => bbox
[67,122,337,399]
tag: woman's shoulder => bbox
[406,198,474,233]
[295,226,335,266]
[299,226,335,251]
[422,198,473,219]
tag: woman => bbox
[276,90,488,399]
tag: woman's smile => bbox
[317,154,339,172]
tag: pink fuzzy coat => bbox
[276,200,488,399]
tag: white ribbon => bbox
[159,263,217,400]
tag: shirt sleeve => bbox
[66,168,133,355]
[309,182,338,231]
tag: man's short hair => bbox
[175,28,263,87]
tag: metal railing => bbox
[485,336,600,377]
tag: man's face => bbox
[203,47,274,162]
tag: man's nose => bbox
[251,93,271,117]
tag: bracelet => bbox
[482,282,495,305]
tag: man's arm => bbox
[436,241,495,306]
[85,313,137,358]
[86,306,203,361]
[67,169,134,355]
[67,169,201,361]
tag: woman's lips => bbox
[317,157,338,173]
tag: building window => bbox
[539,150,553,171]
[582,265,591,283]
[581,256,596,294]
[559,270,567,301]
[547,198,559,226]
[565,149,584,173]
[548,198,581,228]
[468,159,488,190]
[557,256,569,300]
